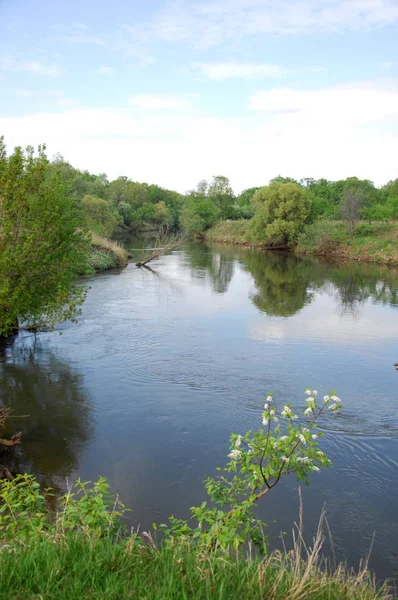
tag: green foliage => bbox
[181,192,221,234]
[0,138,89,336]
[0,475,127,543]
[85,248,117,273]
[237,187,261,208]
[81,195,121,236]
[0,534,389,600]
[297,220,348,254]
[207,175,235,219]
[161,389,342,552]
[58,477,126,536]
[248,182,310,246]
[0,475,49,542]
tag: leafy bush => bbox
[297,220,348,253]
[0,475,127,544]
[247,183,310,246]
[160,389,343,551]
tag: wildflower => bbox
[280,436,288,442]
[273,416,279,422]
[266,395,273,403]
[262,417,269,426]
[311,434,318,440]
[304,407,313,417]
[270,409,276,416]
[298,434,307,444]
[312,390,318,397]
[228,449,242,460]
[328,404,337,411]
[311,466,320,472]
[331,395,340,402]
[302,427,309,433]
[281,405,291,418]
[291,414,298,420]
[323,395,330,403]
[264,403,269,410]
[317,450,324,456]
[235,435,242,447]
[297,456,309,463]
[282,456,290,463]
[305,389,312,396]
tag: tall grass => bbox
[84,233,129,273]
[0,531,391,600]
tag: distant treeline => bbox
[50,154,398,237]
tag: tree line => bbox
[1,136,397,335]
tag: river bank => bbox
[0,533,391,600]
[205,220,398,266]
[83,233,129,274]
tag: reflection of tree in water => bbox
[184,242,235,294]
[328,264,398,315]
[185,241,398,317]
[241,251,314,317]
[239,248,398,318]
[0,336,93,489]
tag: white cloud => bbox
[382,61,393,70]
[0,80,397,193]
[248,83,398,126]
[97,66,112,75]
[58,98,80,107]
[122,0,398,50]
[192,62,283,80]
[129,94,194,111]
[51,24,108,47]
[0,57,60,76]
[14,89,34,97]
[191,62,326,80]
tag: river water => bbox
[1,239,398,582]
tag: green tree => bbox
[0,138,88,336]
[181,192,221,235]
[248,182,310,246]
[81,195,120,236]
[208,175,235,219]
[340,188,364,237]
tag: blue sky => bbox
[1,0,397,192]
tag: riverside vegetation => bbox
[0,137,396,596]
[0,389,393,599]
[1,137,397,330]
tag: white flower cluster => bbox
[281,405,298,420]
[304,389,343,415]
[228,449,242,460]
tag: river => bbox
[1,239,398,582]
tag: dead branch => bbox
[136,231,187,267]
[0,408,23,447]
[0,432,22,447]
[0,465,14,481]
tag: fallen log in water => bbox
[136,232,187,267]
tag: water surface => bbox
[1,240,397,582]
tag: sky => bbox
[0,0,397,193]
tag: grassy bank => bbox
[84,233,129,274]
[296,220,398,266]
[205,219,251,245]
[0,534,391,600]
[205,220,398,266]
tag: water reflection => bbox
[185,243,235,294]
[0,336,93,488]
[197,242,398,318]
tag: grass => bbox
[0,533,392,600]
[206,219,398,266]
[83,233,129,274]
[205,220,251,245]
[297,220,398,266]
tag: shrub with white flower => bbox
[162,388,343,552]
